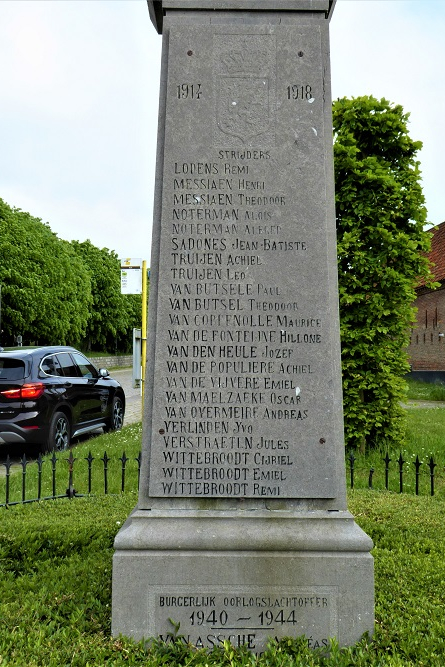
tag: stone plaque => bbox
[148,25,342,499]
[151,586,337,652]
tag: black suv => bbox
[0,346,125,452]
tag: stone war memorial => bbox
[112,0,374,651]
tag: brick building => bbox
[407,221,445,378]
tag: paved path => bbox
[111,367,143,425]
[404,399,445,409]
[0,368,141,472]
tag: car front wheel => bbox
[45,411,70,452]
[104,396,125,432]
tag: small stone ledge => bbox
[89,355,132,369]
[114,508,374,552]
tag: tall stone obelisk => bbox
[112,0,374,650]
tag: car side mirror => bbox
[99,368,110,378]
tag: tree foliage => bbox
[0,199,92,346]
[117,292,143,353]
[333,96,435,451]
[0,199,142,351]
[70,240,140,352]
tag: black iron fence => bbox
[0,450,141,507]
[1,450,444,507]
[347,452,440,496]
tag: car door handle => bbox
[63,382,72,388]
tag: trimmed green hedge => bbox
[0,491,444,665]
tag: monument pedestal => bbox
[113,508,373,650]
[112,0,374,648]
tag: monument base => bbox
[112,508,373,651]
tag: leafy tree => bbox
[115,293,143,353]
[0,199,92,346]
[333,96,435,452]
[70,240,141,352]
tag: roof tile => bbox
[419,221,445,286]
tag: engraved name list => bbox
[148,26,339,499]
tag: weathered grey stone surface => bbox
[112,0,373,650]
[113,508,373,649]
[113,510,373,650]
[143,20,344,504]
[148,1,337,34]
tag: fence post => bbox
[398,453,405,494]
[136,452,142,491]
[120,451,128,493]
[85,452,94,494]
[348,452,355,490]
[66,451,77,499]
[36,454,44,501]
[3,455,11,506]
[368,468,374,489]
[429,457,437,497]
[20,454,28,503]
[102,452,110,494]
[51,452,58,498]
[384,453,391,490]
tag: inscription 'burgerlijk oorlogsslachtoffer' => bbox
[148,25,340,499]
[151,586,337,651]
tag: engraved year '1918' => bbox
[177,83,202,99]
[287,84,313,100]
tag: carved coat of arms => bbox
[215,38,275,144]
[218,76,270,141]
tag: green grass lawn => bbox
[406,378,445,402]
[407,380,445,401]
[1,395,445,665]
[0,489,444,666]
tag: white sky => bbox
[0,0,444,262]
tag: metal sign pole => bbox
[141,260,148,401]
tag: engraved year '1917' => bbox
[177,83,202,99]
[287,84,313,100]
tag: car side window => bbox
[72,352,98,379]
[41,354,63,377]
[57,353,80,378]
[0,359,26,380]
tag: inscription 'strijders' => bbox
[148,26,339,498]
